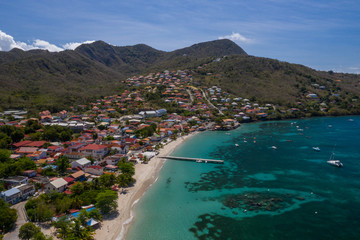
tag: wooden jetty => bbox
[160,156,224,164]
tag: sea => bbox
[126,116,360,240]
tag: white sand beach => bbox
[94,132,198,240]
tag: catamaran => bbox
[327,152,343,167]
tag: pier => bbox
[160,156,224,164]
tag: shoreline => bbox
[94,132,200,240]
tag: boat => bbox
[312,147,320,152]
[271,146,277,150]
[225,133,230,135]
[327,152,343,167]
[235,144,239,147]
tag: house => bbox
[71,158,91,170]
[104,165,118,172]
[71,170,86,181]
[84,166,103,176]
[79,144,108,158]
[63,177,75,185]
[23,170,37,178]
[4,176,28,188]
[0,188,22,204]
[306,93,318,98]
[16,184,35,199]
[45,178,68,193]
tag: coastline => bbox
[94,132,199,240]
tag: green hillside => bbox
[0,38,359,116]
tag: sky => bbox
[0,0,359,73]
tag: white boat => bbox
[271,146,277,150]
[312,147,320,152]
[327,153,343,167]
[235,144,239,147]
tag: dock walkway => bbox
[160,156,224,164]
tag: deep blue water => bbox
[126,116,360,240]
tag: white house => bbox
[79,144,108,158]
[71,158,92,169]
[45,178,68,193]
[84,166,103,176]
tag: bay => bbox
[127,116,360,240]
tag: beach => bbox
[94,132,199,240]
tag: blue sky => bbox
[0,0,359,73]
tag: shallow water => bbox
[127,116,360,240]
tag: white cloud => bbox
[218,32,252,44]
[0,30,27,51]
[0,29,94,52]
[62,40,95,50]
[31,39,64,52]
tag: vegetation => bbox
[4,38,358,117]
[18,222,52,240]
[0,154,36,178]
[0,199,17,234]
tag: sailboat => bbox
[327,152,343,167]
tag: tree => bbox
[52,217,70,239]
[116,173,134,188]
[59,131,72,142]
[99,174,116,188]
[70,182,84,195]
[117,162,135,176]
[95,190,118,214]
[0,199,17,233]
[55,156,70,174]
[0,149,10,163]
[88,209,102,221]
[92,133,98,140]
[66,219,94,240]
[19,222,40,240]
[32,232,52,240]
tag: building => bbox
[0,188,21,204]
[4,176,28,188]
[45,178,68,193]
[79,144,108,158]
[84,166,103,176]
[71,158,92,170]
[16,184,35,200]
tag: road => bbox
[4,201,27,240]
[200,88,224,115]
[186,89,194,103]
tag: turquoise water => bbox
[126,116,360,240]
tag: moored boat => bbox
[312,147,320,152]
[327,152,343,167]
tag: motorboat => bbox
[327,153,343,167]
[312,147,320,152]
[271,146,277,150]
[235,144,239,147]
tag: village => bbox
[0,68,342,239]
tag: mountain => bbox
[0,39,358,116]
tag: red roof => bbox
[63,177,75,183]
[13,141,32,148]
[13,141,47,148]
[79,144,107,151]
[87,165,102,170]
